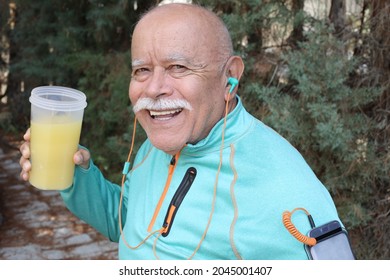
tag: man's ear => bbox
[224,56,245,101]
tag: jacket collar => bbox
[181,96,253,156]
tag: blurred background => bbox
[0,0,389,259]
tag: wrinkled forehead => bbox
[131,4,232,68]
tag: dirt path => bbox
[0,138,117,260]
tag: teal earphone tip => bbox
[228,77,239,94]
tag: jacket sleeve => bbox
[60,160,127,242]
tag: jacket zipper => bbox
[147,154,180,232]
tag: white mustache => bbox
[132,97,193,113]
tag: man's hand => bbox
[73,148,91,169]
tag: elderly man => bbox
[20,3,343,259]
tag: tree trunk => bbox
[3,2,30,128]
[0,0,10,101]
[370,0,390,147]
[329,0,346,38]
[287,0,305,48]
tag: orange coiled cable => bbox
[282,207,317,246]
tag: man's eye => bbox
[132,68,150,81]
[133,68,149,75]
[169,65,187,72]
[168,65,191,77]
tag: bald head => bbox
[132,3,233,68]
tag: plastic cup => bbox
[28,86,87,190]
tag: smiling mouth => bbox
[149,108,183,120]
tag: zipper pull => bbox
[161,167,197,237]
[170,155,176,166]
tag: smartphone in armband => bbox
[305,220,355,260]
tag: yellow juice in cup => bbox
[29,118,82,190]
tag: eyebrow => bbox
[166,53,205,68]
[132,59,145,68]
[131,54,206,69]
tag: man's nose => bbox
[144,68,172,98]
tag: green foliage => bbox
[246,23,382,230]
[75,51,146,182]
[198,0,292,56]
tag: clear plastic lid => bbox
[29,86,87,111]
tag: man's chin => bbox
[150,138,186,156]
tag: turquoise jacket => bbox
[61,97,341,259]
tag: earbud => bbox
[227,77,239,94]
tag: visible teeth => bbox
[150,109,182,116]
